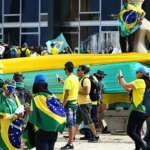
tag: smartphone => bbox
[56,74,61,82]
[119,70,123,76]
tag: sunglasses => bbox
[77,69,81,72]
[136,71,142,74]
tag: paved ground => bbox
[54,133,135,150]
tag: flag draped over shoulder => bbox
[118,4,143,37]
[0,118,24,150]
[0,94,23,150]
[46,33,70,53]
[29,94,66,132]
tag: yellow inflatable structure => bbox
[0,53,150,105]
[0,53,150,74]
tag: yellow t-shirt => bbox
[63,74,79,101]
[17,48,31,57]
[51,47,59,55]
[78,76,91,105]
[131,79,146,107]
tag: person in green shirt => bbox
[118,67,147,150]
[0,80,24,150]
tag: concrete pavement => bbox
[54,133,135,150]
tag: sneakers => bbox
[80,136,90,140]
[63,135,69,139]
[88,135,99,143]
[61,143,74,150]
[102,127,110,134]
[63,135,75,140]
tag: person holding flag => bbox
[0,80,25,150]
[29,74,66,150]
[118,0,145,52]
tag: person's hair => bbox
[51,43,55,47]
[65,61,74,73]
[79,65,90,74]
[141,75,150,91]
[32,82,49,94]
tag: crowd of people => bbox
[0,42,73,59]
[1,60,150,150]
[0,0,150,149]
[0,61,112,150]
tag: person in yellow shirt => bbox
[75,65,99,143]
[60,61,79,150]
[50,43,59,55]
[118,67,147,150]
[17,47,31,57]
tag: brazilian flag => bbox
[0,95,24,150]
[0,118,24,150]
[118,4,142,37]
[29,93,66,132]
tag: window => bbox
[101,0,121,20]
[41,0,48,13]
[40,27,48,46]
[4,16,19,22]
[4,0,20,14]
[22,0,39,22]
[21,28,38,33]
[80,0,99,12]
[89,0,99,12]
[40,14,48,22]
[61,0,78,21]
[4,28,19,45]
[0,0,2,22]
[21,34,38,46]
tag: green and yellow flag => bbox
[0,94,23,150]
[29,93,66,132]
[118,3,144,37]
[0,118,24,150]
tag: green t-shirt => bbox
[0,94,18,115]
[130,103,145,112]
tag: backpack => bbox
[81,75,100,101]
[3,47,17,58]
[20,48,27,57]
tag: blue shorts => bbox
[65,107,77,128]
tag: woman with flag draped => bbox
[29,74,66,150]
[0,80,25,150]
[118,0,145,52]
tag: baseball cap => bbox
[96,70,107,76]
[34,74,47,83]
[13,72,24,80]
[136,67,147,75]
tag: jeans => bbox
[127,111,146,150]
[65,107,77,128]
[35,129,58,150]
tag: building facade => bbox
[2,0,149,51]
[0,0,48,46]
